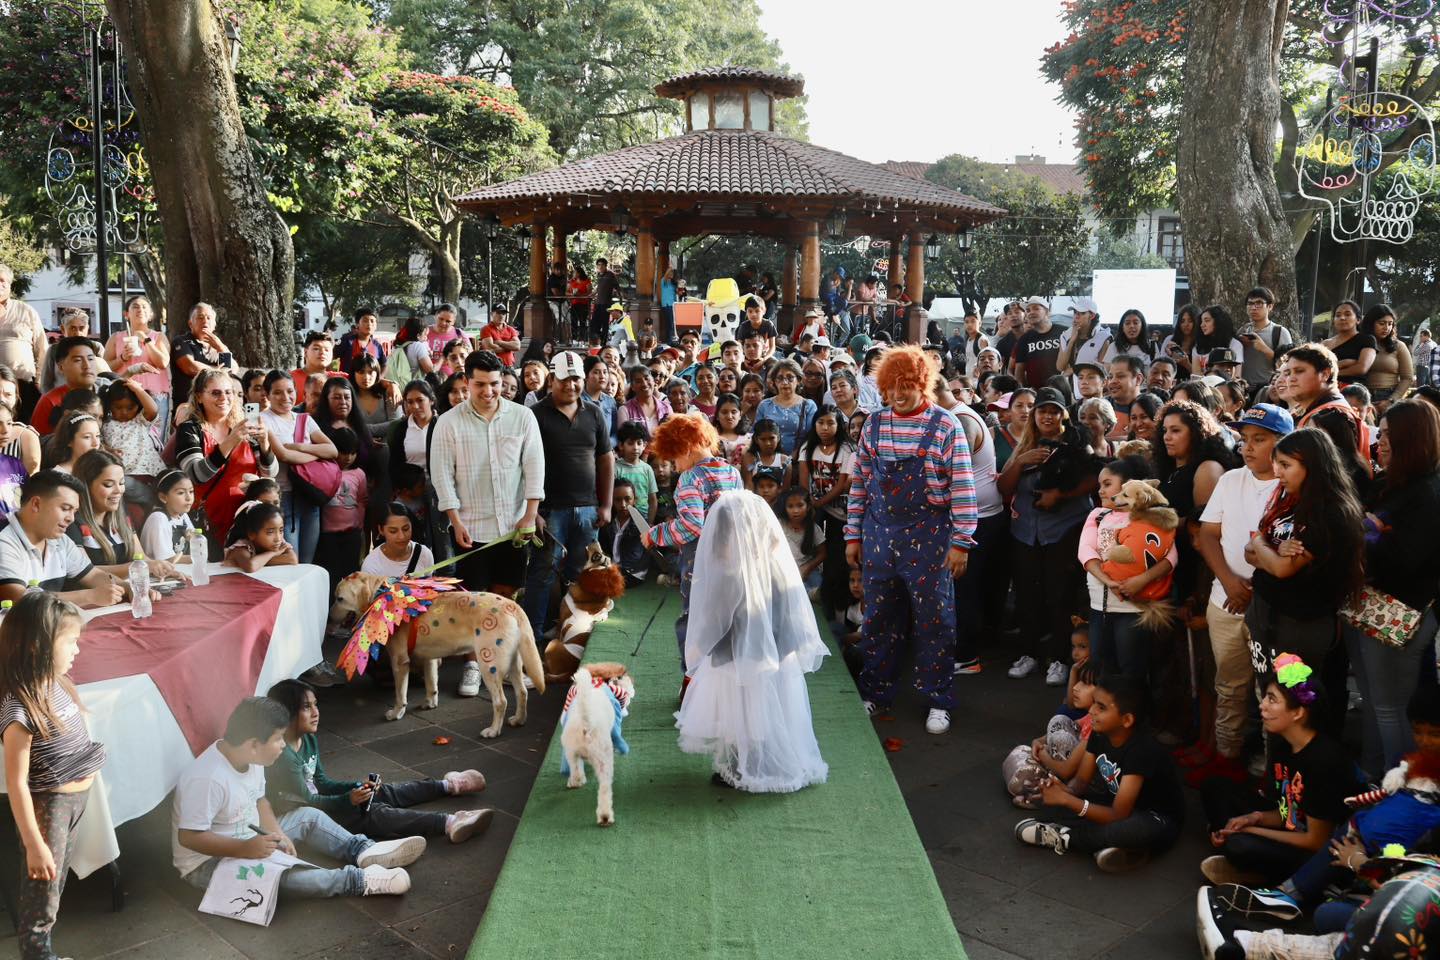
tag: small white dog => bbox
[560,665,635,827]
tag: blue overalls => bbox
[858,409,957,710]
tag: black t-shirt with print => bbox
[1010,328,1066,387]
[1251,500,1347,621]
[1084,727,1186,822]
[1265,734,1355,833]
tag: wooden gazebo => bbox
[457,66,1005,342]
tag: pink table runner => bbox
[70,575,285,754]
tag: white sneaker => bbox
[862,700,878,717]
[361,865,411,896]
[458,661,482,697]
[446,808,494,844]
[444,769,487,794]
[356,835,426,869]
[925,708,951,735]
[1007,655,1038,679]
[1045,661,1068,686]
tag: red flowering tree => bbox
[369,73,553,304]
[1043,1,1440,323]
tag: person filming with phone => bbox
[174,369,276,557]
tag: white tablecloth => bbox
[1,562,329,878]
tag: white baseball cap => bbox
[552,351,585,380]
[1071,296,1099,314]
[812,336,832,348]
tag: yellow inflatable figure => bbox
[702,279,744,345]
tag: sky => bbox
[756,0,1078,167]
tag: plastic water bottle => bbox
[129,552,152,619]
[189,531,209,586]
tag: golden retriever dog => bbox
[560,663,635,827]
[543,542,627,683]
[331,573,546,735]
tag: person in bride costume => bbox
[675,489,829,792]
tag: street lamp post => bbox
[483,214,500,315]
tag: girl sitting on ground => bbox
[223,501,297,572]
[264,679,492,844]
[1199,656,1358,888]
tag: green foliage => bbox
[379,0,805,156]
[292,215,418,320]
[1082,231,1169,274]
[927,155,1091,301]
[0,199,49,297]
[232,0,408,216]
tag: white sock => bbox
[445,813,455,832]
[443,776,455,794]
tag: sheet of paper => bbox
[198,852,314,926]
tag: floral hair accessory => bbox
[1383,843,1408,858]
[1274,653,1318,704]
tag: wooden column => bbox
[780,245,797,334]
[635,219,656,334]
[887,238,904,297]
[905,233,925,345]
[799,223,821,320]
[657,240,671,281]
[526,220,549,342]
[552,229,567,273]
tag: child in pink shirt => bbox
[316,427,368,596]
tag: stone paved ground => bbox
[1,633,1209,960]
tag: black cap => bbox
[1034,387,1068,411]
[491,302,508,313]
[1207,347,1238,366]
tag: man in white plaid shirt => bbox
[431,349,545,696]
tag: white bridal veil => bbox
[676,490,829,792]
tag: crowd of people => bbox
[3,251,1440,958]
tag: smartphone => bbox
[244,402,260,426]
[365,772,380,812]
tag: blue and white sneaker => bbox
[1214,883,1302,921]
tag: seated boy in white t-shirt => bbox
[172,697,427,899]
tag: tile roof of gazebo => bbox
[457,69,1004,240]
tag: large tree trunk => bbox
[1176,0,1300,329]
[105,0,294,366]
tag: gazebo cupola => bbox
[653,66,805,133]
[457,65,1005,344]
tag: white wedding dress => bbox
[675,490,829,793]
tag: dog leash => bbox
[403,525,548,581]
[630,595,669,657]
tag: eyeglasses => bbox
[1245,300,1268,307]
[203,389,229,399]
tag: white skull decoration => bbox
[702,278,744,345]
[1297,93,1436,245]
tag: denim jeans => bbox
[1347,609,1439,778]
[181,807,373,899]
[280,488,322,565]
[1089,609,1148,682]
[522,505,598,636]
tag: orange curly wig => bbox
[875,345,939,404]
[650,412,718,461]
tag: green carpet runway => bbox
[466,583,967,960]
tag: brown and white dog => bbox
[331,573,546,736]
[543,542,626,683]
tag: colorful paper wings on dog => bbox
[336,577,465,679]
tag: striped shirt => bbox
[844,405,979,550]
[431,397,546,542]
[0,683,107,790]
[649,458,743,548]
